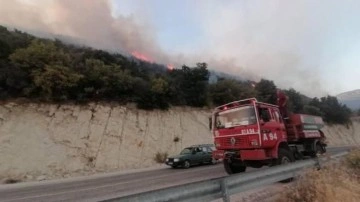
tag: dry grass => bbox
[154,152,168,163]
[0,173,23,184]
[345,148,360,174]
[3,178,21,184]
[277,148,360,202]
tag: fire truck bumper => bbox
[239,149,267,160]
[218,149,268,161]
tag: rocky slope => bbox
[0,102,359,182]
[322,116,360,146]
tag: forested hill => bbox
[0,25,352,124]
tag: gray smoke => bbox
[0,0,165,59]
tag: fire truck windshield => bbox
[215,106,256,129]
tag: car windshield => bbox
[180,148,193,154]
[215,106,257,129]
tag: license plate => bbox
[168,162,173,165]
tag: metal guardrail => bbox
[101,152,349,202]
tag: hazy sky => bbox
[1,0,359,97]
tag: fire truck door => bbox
[259,108,279,147]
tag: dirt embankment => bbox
[0,102,212,182]
[323,117,360,146]
[0,102,359,182]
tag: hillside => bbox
[0,102,359,183]
[337,89,360,110]
[0,25,354,125]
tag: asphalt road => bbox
[0,146,354,202]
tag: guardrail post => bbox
[220,178,230,202]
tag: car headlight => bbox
[166,158,169,162]
[174,158,180,162]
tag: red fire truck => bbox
[210,98,327,174]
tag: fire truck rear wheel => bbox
[223,159,246,175]
[310,143,325,157]
[317,143,326,156]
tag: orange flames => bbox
[167,64,174,71]
[131,51,154,63]
[131,50,174,71]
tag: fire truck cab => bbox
[210,98,326,174]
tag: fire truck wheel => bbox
[317,143,326,154]
[311,143,325,158]
[183,160,190,169]
[223,159,246,174]
[277,148,295,165]
[277,148,295,183]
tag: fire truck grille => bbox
[221,136,249,147]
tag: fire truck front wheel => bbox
[223,159,246,174]
[277,148,295,165]
[277,148,295,183]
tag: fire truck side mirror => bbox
[209,117,212,130]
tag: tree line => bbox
[0,26,352,124]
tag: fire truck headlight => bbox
[250,140,259,146]
[215,139,221,147]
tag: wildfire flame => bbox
[131,51,154,63]
[131,50,174,71]
[167,64,174,71]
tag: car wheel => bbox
[183,160,190,169]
